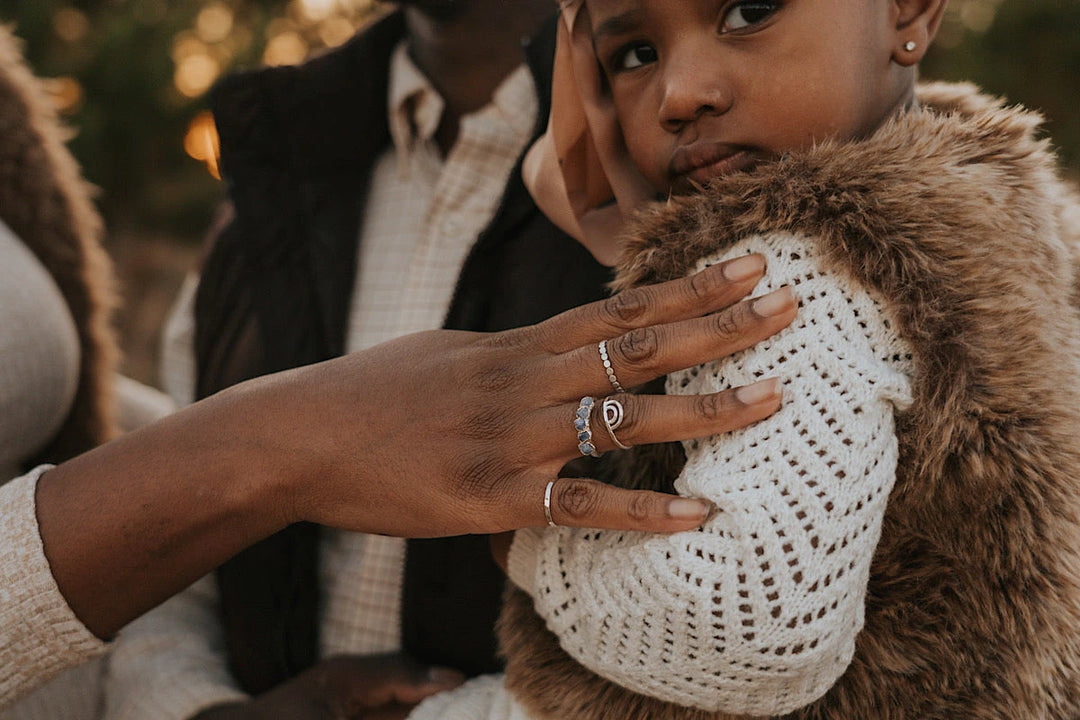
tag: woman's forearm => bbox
[36,383,293,639]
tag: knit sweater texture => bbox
[0,468,108,711]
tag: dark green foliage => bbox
[923,0,1080,175]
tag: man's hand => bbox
[194,654,464,720]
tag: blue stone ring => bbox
[575,396,602,458]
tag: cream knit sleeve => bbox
[0,467,108,710]
[508,233,914,716]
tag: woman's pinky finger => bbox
[544,477,712,532]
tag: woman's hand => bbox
[37,253,795,639]
[257,253,796,536]
[193,654,464,720]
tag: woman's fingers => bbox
[542,478,711,532]
[536,255,768,353]
[598,381,782,449]
[544,286,797,399]
[541,380,783,461]
[509,380,784,532]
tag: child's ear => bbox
[891,0,948,66]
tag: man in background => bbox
[105,2,614,718]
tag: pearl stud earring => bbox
[904,41,917,52]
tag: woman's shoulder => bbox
[0,222,81,476]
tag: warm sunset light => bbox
[42,76,84,114]
[195,2,234,44]
[174,53,221,98]
[184,110,221,180]
[298,0,336,22]
[52,8,90,43]
[263,31,308,66]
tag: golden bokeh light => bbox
[196,2,234,44]
[42,76,84,115]
[171,32,209,63]
[263,31,308,66]
[959,0,1002,33]
[53,8,91,43]
[297,0,337,22]
[174,53,221,98]
[319,17,356,48]
[184,111,221,180]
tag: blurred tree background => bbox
[0,0,1076,386]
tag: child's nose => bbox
[658,55,731,133]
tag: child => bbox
[411,0,1080,718]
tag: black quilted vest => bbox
[194,11,612,694]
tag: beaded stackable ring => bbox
[574,396,602,457]
[598,340,625,393]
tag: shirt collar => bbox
[386,41,537,169]
[387,41,444,168]
[486,63,537,141]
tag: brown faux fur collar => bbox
[500,83,1080,719]
[0,26,119,466]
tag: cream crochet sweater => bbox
[410,233,914,719]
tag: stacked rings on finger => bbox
[601,397,632,450]
[575,396,602,457]
[598,340,625,393]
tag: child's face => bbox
[589,0,918,195]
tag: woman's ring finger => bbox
[563,382,782,458]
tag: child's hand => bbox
[523,0,656,266]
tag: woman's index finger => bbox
[534,254,767,354]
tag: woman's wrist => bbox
[35,384,297,638]
[216,365,372,532]
[199,378,307,531]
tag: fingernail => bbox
[669,498,711,520]
[735,378,781,405]
[721,254,765,282]
[752,286,796,317]
[427,667,466,686]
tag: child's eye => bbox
[613,43,658,71]
[721,0,781,31]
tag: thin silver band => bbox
[544,480,557,527]
[601,397,632,450]
[598,340,625,393]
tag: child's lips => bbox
[669,142,757,193]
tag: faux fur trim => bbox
[500,83,1080,719]
[0,26,119,465]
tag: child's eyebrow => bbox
[591,9,645,43]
